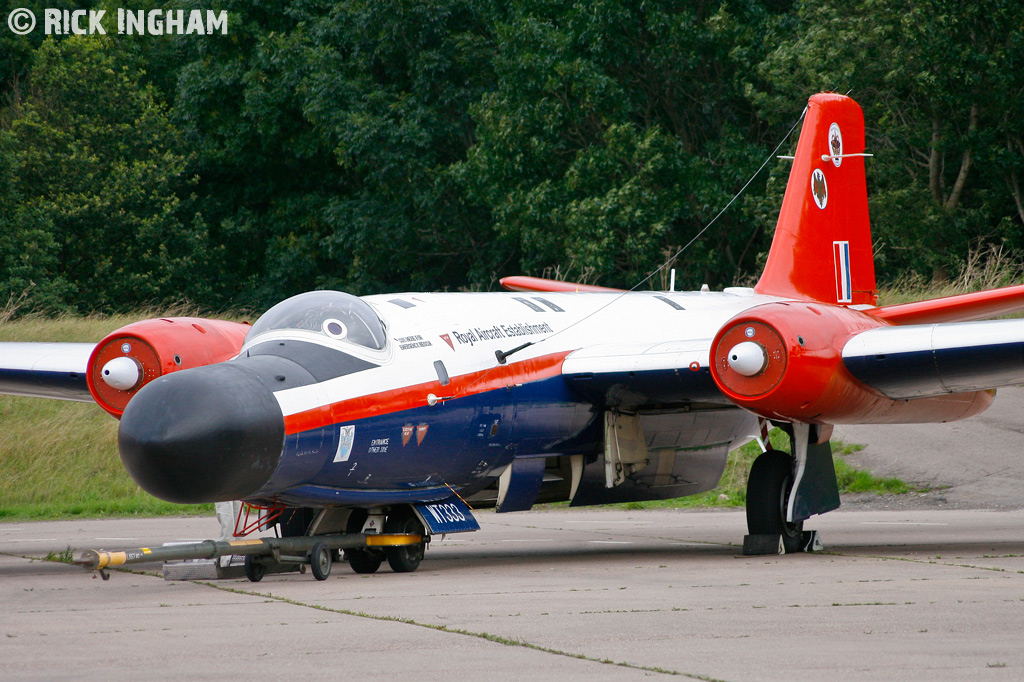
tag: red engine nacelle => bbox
[710,302,992,424]
[86,318,251,418]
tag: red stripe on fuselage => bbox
[282,351,571,435]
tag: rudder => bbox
[755,93,877,306]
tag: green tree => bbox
[457,0,790,289]
[6,1,1016,311]
[1,1,94,112]
[173,0,496,305]
[753,0,1024,281]
[173,0,789,302]
[0,36,211,312]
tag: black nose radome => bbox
[117,363,285,504]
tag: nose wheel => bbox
[345,508,384,574]
[341,506,428,574]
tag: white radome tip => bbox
[101,356,141,391]
[727,341,767,377]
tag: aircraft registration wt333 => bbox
[4,93,1024,577]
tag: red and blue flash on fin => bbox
[833,241,852,303]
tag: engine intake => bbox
[86,317,250,418]
[711,302,993,424]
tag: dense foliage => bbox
[1,0,1022,313]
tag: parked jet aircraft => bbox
[4,93,1024,576]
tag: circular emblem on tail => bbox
[828,122,843,167]
[811,168,828,209]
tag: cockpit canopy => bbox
[246,290,387,350]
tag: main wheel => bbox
[383,506,426,573]
[746,449,804,553]
[310,542,332,581]
[346,549,383,574]
[244,555,266,582]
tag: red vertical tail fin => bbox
[754,93,877,306]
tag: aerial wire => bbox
[483,103,810,369]
[629,105,808,294]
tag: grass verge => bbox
[0,394,216,521]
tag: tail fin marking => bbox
[755,93,878,306]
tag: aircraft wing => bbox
[0,342,95,401]
[0,317,250,417]
[842,319,1024,399]
[560,315,1024,414]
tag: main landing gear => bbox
[743,422,839,555]
[746,448,804,553]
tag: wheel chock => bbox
[801,530,823,552]
[742,534,785,555]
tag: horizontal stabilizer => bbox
[842,319,1024,399]
[866,283,1024,325]
[499,276,624,293]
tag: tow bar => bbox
[73,532,426,581]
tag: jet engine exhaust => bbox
[117,363,286,504]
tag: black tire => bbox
[310,542,332,581]
[344,508,383,574]
[278,507,316,537]
[244,555,266,582]
[346,548,383,574]
[383,506,426,573]
[746,449,804,553]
